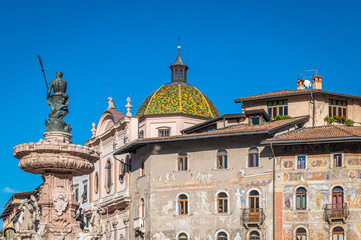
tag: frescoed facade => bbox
[72,45,361,240]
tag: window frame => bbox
[296,187,307,210]
[217,192,229,213]
[329,99,347,118]
[178,233,188,240]
[297,155,306,169]
[178,194,188,215]
[217,149,228,169]
[216,231,229,240]
[295,227,307,240]
[267,99,288,118]
[178,152,188,171]
[332,227,344,240]
[333,154,342,168]
[158,128,170,137]
[248,148,259,168]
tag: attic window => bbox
[267,100,288,118]
[158,128,170,137]
[251,117,260,125]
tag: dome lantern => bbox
[169,45,189,84]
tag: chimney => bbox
[297,79,305,90]
[312,75,323,90]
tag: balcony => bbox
[133,217,145,234]
[241,208,265,228]
[324,204,349,224]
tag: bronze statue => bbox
[45,72,72,133]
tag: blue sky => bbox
[0,0,361,223]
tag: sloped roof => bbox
[234,89,361,103]
[114,115,309,154]
[265,125,361,144]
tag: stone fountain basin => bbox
[13,131,99,176]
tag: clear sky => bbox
[1,0,360,223]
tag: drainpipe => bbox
[311,93,315,127]
[270,142,276,240]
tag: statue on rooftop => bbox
[45,72,72,133]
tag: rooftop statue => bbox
[45,72,72,133]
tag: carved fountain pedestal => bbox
[13,131,99,240]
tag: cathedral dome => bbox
[135,83,220,118]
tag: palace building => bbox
[73,45,361,240]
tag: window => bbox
[249,148,259,167]
[158,128,170,137]
[251,117,260,125]
[75,188,79,202]
[332,187,344,209]
[249,191,260,222]
[178,152,188,171]
[332,227,344,240]
[217,192,228,213]
[83,184,88,202]
[296,228,307,240]
[217,150,228,169]
[329,99,347,118]
[105,160,112,192]
[267,100,288,118]
[217,232,228,240]
[178,194,188,215]
[180,69,184,79]
[250,231,260,240]
[174,69,178,79]
[94,172,99,194]
[140,198,145,218]
[297,156,306,169]
[296,187,307,210]
[178,233,188,240]
[334,154,342,168]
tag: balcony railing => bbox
[324,204,349,223]
[241,208,265,228]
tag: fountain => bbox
[13,72,101,240]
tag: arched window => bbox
[250,231,260,240]
[296,187,307,210]
[332,187,344,209]
[332,227,344,240]
[217,150,228,169]
[94,172,99,194]
[178,233,188,240]
[178,152,188,171]
[249,191,260,221]
[140,198,145,218]
[105,160,112,193]
[296,228,307,240]
[249,148,259,167]
[178,194,188,215]
[217,232,228,240]
[217,192,228,213]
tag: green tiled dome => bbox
[135,84,220,118]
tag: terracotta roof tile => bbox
[115,116,309,154]
[266,125,361,143]
[139,116,309,142]
[235,89,361,102]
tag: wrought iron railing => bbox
[241,208,265,227]
[324,203,349,223]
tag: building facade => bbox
[77,45,361,240]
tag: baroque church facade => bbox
[73,46,361,240]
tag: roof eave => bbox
[262,137,361,145]
[114,131,270,155]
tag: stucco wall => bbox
[130,135,275,240]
